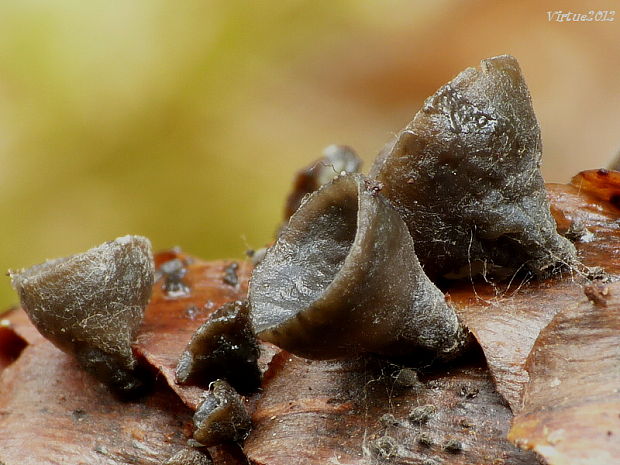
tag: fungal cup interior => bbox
[251,175,366,334]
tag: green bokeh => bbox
[1,1,618,311]
[0,1,356,309]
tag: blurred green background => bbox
[1,0,618,309]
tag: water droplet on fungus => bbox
[176,300,261,394]
[249,174,467,360]
[193,379,252,447]
[10,235,154,394]
[370,55,577,280]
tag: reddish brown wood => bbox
[245,351,538,465]
[0,341,194,465]
[571,168,620,208]
[0,324,26,373]
[1,175,619,465]
[449,182,620,412]
[508,281,620,465]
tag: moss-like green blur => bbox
[0,1,618,310]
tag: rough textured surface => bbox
[370,54,576,280]
[0,175,618,464]
[9,235,154,393]
[193,379,252,447]
[176,300,261,395]
[284,144,362,220]
[449,182,620,412]
[250,174,465,360]
[509,282,620,465]
[163,447,214,465]
[245,351,539,465]
[0,341,193,465]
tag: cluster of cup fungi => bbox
[9,55,577,460]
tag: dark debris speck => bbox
[223,262,239,287]
[443,439,463,453]
[371,435,398,459]
[409,404,436,424]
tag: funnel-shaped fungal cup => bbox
[249,174,465,360]
[370,55,576,280]
[10,235,154,393]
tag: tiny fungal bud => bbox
[176,301,261,394]
[250,174,467,360]
[163,448,213,465]
[222,262,239,287]
[193,379,252,447]
[160,258,190,297]
[371,435,398,459]
[10,235,154,394]
[416,432,434,448]
[370,55,577,280]
[379,413,400,427]
[392,368,423,389]
[459,384,480,399]
[409,404,437,424]
[443,438,463,453]
[459,418,474,429]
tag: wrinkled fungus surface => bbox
[250,174,465,360]
[370,55,576,280]
[176,300,261,395]
[10,235,154,393]
[193,379,252,447]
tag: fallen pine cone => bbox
[1,55,619,465]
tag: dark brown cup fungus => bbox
[193,379,252,447]
[249,173,466,360]
[9,235,154,394]
[284,144,362,219]
[175,300,261,395]
[370,54,577,280]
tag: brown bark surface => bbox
[449,182,620,412]
[0,174,619,465]
[508,281,620,465]
[0,341,194,465]
[245,351,539,465]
